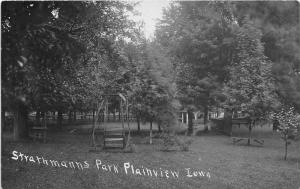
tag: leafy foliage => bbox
[272,107,300,138]
[233,1,300,111]
[223,20,278,116]
[127,41,178,131]
[156,2,234,124]
[1,1,138,139]
[2,1,137,112]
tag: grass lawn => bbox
[2,124,300,189]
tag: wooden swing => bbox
[91,93,131,150]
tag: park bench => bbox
[231,117,264,146]
[103,128,125,149]
[29,127,47,143]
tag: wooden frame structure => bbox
[210,116,264,146]
[29,113,48,143]
[91,93,131,150]
[231,117,264,146]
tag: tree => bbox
[232,1,300,111]
[1,1,137,139]
[272,107,300,160]
[222,19,278,117]
[126,40,178,143]
[156,2,235,132]
[1,1,76,138]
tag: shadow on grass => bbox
[194,129,225,136]
[230,143,265,148]
[273,155,300,164]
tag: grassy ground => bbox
[2,124,300,189]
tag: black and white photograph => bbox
[1,1,300,188]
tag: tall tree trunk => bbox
[113,109,116,121]
[187,109,193,135]
[13,104,28,140]
[102,111,105,122]
[119,106,121,121]
[57,111,63,129]
[92,109,95,122]
[68,111,72,123]
[52,111,56,121]
[150,121,153,144]
[2,108,6,131]
[158,123,161,132]
[137,113,140,133]
[224,108,233,136]
[203,105,209,132]
[107,110,110,122]
[35,111,40,126]
[233,109,238,118]
[73,111,76,122]
[40,112,45,127]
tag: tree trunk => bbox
[92,109,95,122]
[68,111,72,123]
[203,105,209,132]
[102,111,105,122]
[41,112,45,127]
[107,108,110,122]
[137,114,141,133]
[42,112,47,127]
[224,109,233,136]
[284,133,288,160]
[52,111,56,120]
[113,110,116,122]
[150,121,153,144]
[2,108,6,131]
[35,111,40,126]
[13,105,28,140]
[57,111,63,129]
[119,106,121,121]
[187,109,193,136]
[273,119,279,131]
[158,123,161,132]
[73,111,76,122]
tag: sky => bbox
[133,0,171,39]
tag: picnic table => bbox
[231,117,264,146]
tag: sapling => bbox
[272,107,300,160]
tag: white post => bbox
[181,112,184,123]
[186,112,188,124]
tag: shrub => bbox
[160,132,193,151]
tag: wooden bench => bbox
[103,128,125,149]
[29,127,47,143]
[232,137,264,145]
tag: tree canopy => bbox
[2,1,299,140]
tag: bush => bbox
[124,143,136,153]
[160,133,193,151]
